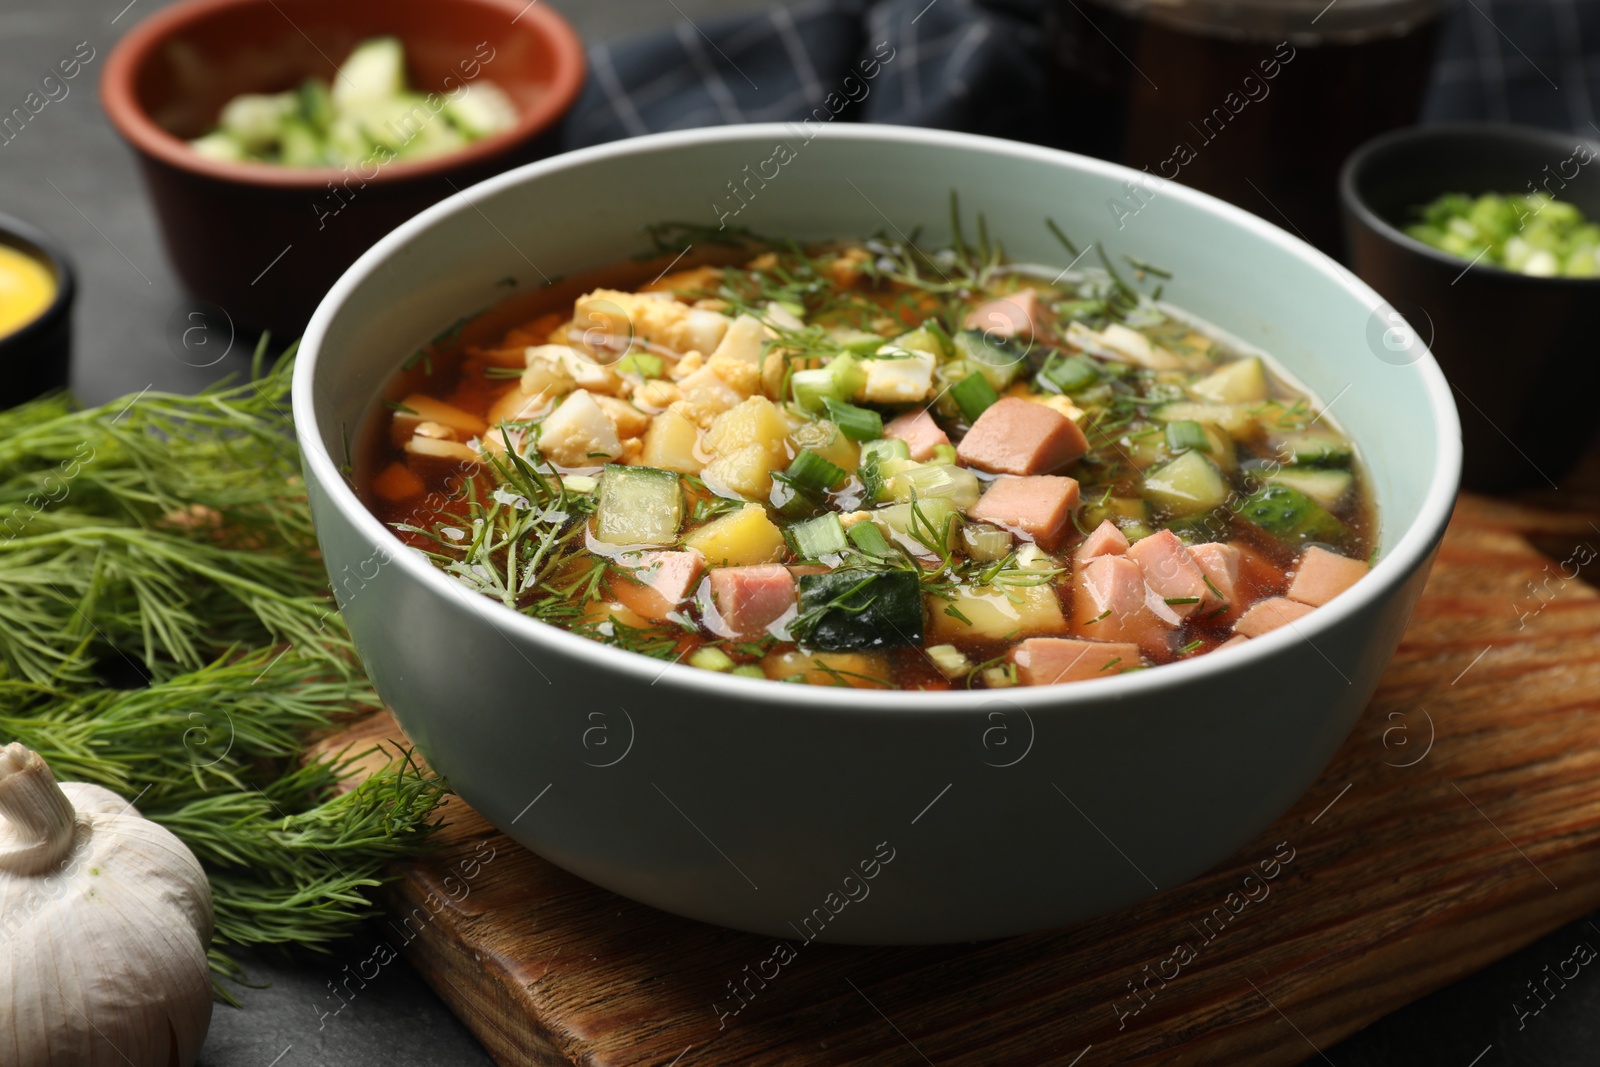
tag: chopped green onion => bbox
[1165,420,1211,453]
[786,513,849,559]
[617,353,665,378]
[730,664,766,679]
[791,355,865,411]
[847,519,892,557]
[821,397,883,442]
[962,523,1013,561]
[769,471,821,519]
[1040,353,1099,393]
[951,372,1000,422]
[929,443,958,466]
[785,449,848,493]
[689,647,735,672]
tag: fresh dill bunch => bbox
[0,346,447,999]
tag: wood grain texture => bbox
[320,493,1600,1066]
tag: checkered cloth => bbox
[562,0,1600,149]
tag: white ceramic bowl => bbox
[294,125,1461,943]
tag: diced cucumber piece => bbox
[929,443,958,465]
[333,36,407,111]
[1270,430,1353,468]
[219,92,298,153]
[785,513,849,559]
[189,131,248,162]
[791,354,865,412]
[885,463,982,510]
[297,78,334,130]
[1153,401,1258,438]
[891,325,949,359]
[444,80,518,138]
[278,119,325,167]
[1039,352,1099,394]
[953,328,1028,389]
[689,647,735,672]
[794,569,924,650]
[594,465,683,546]
[1189,357,1268,403]
[1266,466,1353,510]
[873,497,962,553]
[325,115,374,166]
[1233,484,1347,544]
[1142,450,1230,517]
[1083,496,1149,530]
[1164,419,1210,453]
[617,353,665,378]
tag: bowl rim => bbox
[0,211,76,353]
[295,123,1464,713]
[99,0,586,189]
[1339,120,1600,286]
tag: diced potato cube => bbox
[392,394,487,443]
[526,344,620,395]
[705,396,789,460]
[760,648,890,688]
[640,408,705,474]
[405,436,480,464]
[486,385,553,427]
[592,394,651,438]
[710,314,771,364]
[788,418,859,472]
[927,585,1067,642]
[678,363,747,426]
[702,443,778,500]
[683,503,786,566]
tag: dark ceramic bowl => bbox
[1341,122,1600,492]
[0,214,74,409]
[100,0,585,336]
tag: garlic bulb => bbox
[0,743,214,1067]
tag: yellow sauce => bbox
[0,244,56,339]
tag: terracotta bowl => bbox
[101,0,585,335]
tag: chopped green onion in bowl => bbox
[1403,192,1600,278]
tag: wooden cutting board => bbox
[319,492,1600,1066]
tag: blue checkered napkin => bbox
[561,0,1050,149]
[1423,0,1600,135]
[562,0,1600,152]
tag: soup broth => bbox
[357,229,1376,690]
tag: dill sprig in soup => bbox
[358,213,1376,690]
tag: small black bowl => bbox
[0,213,74,409]
[1340,122,1600,492]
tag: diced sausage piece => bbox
[883,409,950,462]
[957,397,1090,476]
[1075,554,1176,657]
[968,475,1081,549]
[1013,637,1142,685]
[1187,542,1242,615]
[963,288,1039,339]
[709,564,797,638]
[608,551,705,621]
[1074,520,1129,563]
[1215,634,1251,652]
[1126,530,1208,619]
[1233,596,1316,638]
[1287,546,1370,607]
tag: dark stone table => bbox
[3,0,1597,1063]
